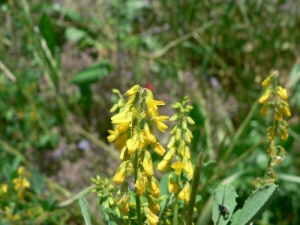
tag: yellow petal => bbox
[107,130,119,142]
[143,152,154,176]
[126,138,139,155]
[261,77,272,88]
[277,87,288,100]
[146,210,159,225]
[126,85,140,96]
[258,91,270,104]
[168,176,179,193]
[116,122,130,133]
[149,177,160,197]
[144,122,156,143]
[114,133,127,150]
[157,160,170,172]
[113,168,126,185]
[151,142,165,156]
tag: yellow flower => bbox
[260,103,269,117]
[148,195,160,214]
[110,103,119,113]
[18,167,25,175]
[183,159,194,179]
[279,104,291,117]
[126,84,140,96]
[13,177,30,191]
[116,121,130,133]
[261,76,272,88]
[280,127,289,141]
[117,194,130,214]
[18,167,31,177]
[283,106,291,117]
[149,177,160,198]
[267,127,275,141]
[126,95,136,105]
[111,110,133,124]
[107,129,119,142]
[184,146,191,159]
[146,99,165,112]
[163,147,175,161]
[1,184,8,193]
[186,116,195,125]
[258,91,271,104]
[274,111,283,121]
[168,175,179,193]
[277,87,288,100]
[135,176,147,196]
[151,142,165,156]
[126,137,140,155]
[112,167,126,185]
[144,122,156,143]
[171,162,185,175]
[178,182,190,204]
[157,160,170,172]
[167,136,175,148]
[114,133,128,150]
[150,114,169,132]
[145,207,159,225]
[143,151,154,176]
[176,129,181,141]
[185,132,191,143]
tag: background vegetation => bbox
[0,0,300,224]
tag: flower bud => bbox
[261,76,272,88]
[258,90,271,104]
[126,85,140,96]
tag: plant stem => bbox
[173,197,179,225]
[173,174,181,225]
[187,151,203,225]
[134,88,144,225]
[223,99,259,160]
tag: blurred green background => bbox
[0,0,300,224]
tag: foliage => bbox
[0,0,300,224]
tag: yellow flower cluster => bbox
[157,96,194,204]
[12,167,31,199]
[107,85,169,225]
[254,71,291,187]
[259,71,291,141]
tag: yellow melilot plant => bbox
[157,96,197,225]
[253,71,291,188]
[92,85,169,225]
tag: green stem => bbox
[223,99,259,160]
[173,174,181,225]
[203,138,263,190]
[196,94,214,160]
[134,88,144,225]
[187,151,203,225]
[173,197,179,225]
[273,75,279,138]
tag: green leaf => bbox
[79,196,92,225]
[70,60,112,86]
[231,183,278,225]
[104,208,124,225]
[212,184,238,225]
[51,4,84,22]
[39,13,56,55]
[65,27,88,43]
[30,169,46,195]
[12,157,22,172]
[158,172,171,217]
